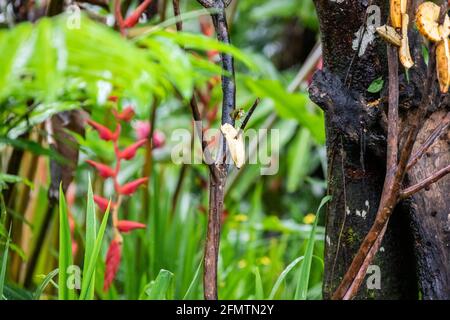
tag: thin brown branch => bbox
[400,164,450,199]
[386,45,399,172]
[172,0,182,31]
[407,112,450,171]
[196,0,235,300]
[343,221,388,300]
[239,98,260,132]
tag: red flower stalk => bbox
[93,195,116,212]
[122,0,153,28]
[119,139,147,160]
[87,102,148,291]
[117,177,148,195]
[113,106,135,122]
[117,220,146,233]
[103,238,122,291]
[86,160,116,178]
[87,119,120,142]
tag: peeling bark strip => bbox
[311,0,450,300]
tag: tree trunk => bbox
[311,0,450,299]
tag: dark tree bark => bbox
[311,0,450,299]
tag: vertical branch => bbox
[386,44,399,173]
[196,0,235,300]
[172,0,182,31]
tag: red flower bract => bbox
[108,95,119,103]
[118,139,147,160]
[135,121,151,140]
[103,238,122,291]
[117,220,146,233]
[152,131,165,149]
[87,119,116,141]
[113,106,135,122]
[86,160,115,178]
[93,195,116,212]
[122,0,153,28]
[117,177,148,195]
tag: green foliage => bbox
[367,77,384,93]
[139,269,174,300]
[58,184,75,300]
[0,1,328,301]
[0,226,11,300]
[79,192,110,300]
[294,195,331,299]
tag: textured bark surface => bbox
[312,0,418,299]
[408,110,450,299]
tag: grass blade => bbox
[79,202,110,300]
[0,226,11,299]
[82,177,96,300]
[33,268,59,300]
[294,195,332,300]
[58,185,75,300]
[182,259,202,300]
[253,267,264,300]
[268,256,304,299]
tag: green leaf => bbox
[367,77,384,93]
[253,267,264,300]
[0,173,33,191]
[82,177,97,300]
[0,226,11,299]
[79,201,110,300]
[34,268,59,300]
[0,137,67,164]
[294,195,332,300]
[244,78,325,143]
[268,256,304,299]
[155,31,257,71]
[139,269,174,300]
[287,128,312,192]
[58,184,75,300]
[182,260,202,300]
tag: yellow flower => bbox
[258,256,271,266]
[238,259,247,269]
[303,213,316,224]
[234,214,248,222]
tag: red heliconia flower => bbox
[112,106,135,122]
[152,131,165,149]
[134,120,151,140]
[103,238,122,291]
[111,123,121,142]
[116,220,146,233]
[86,160,116,178]
[87,119,117,141]
[93,195,116,212]
[118,139,147,160]
[122,0,153,28]
[117,177,148,195]
[108,95,119,103]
